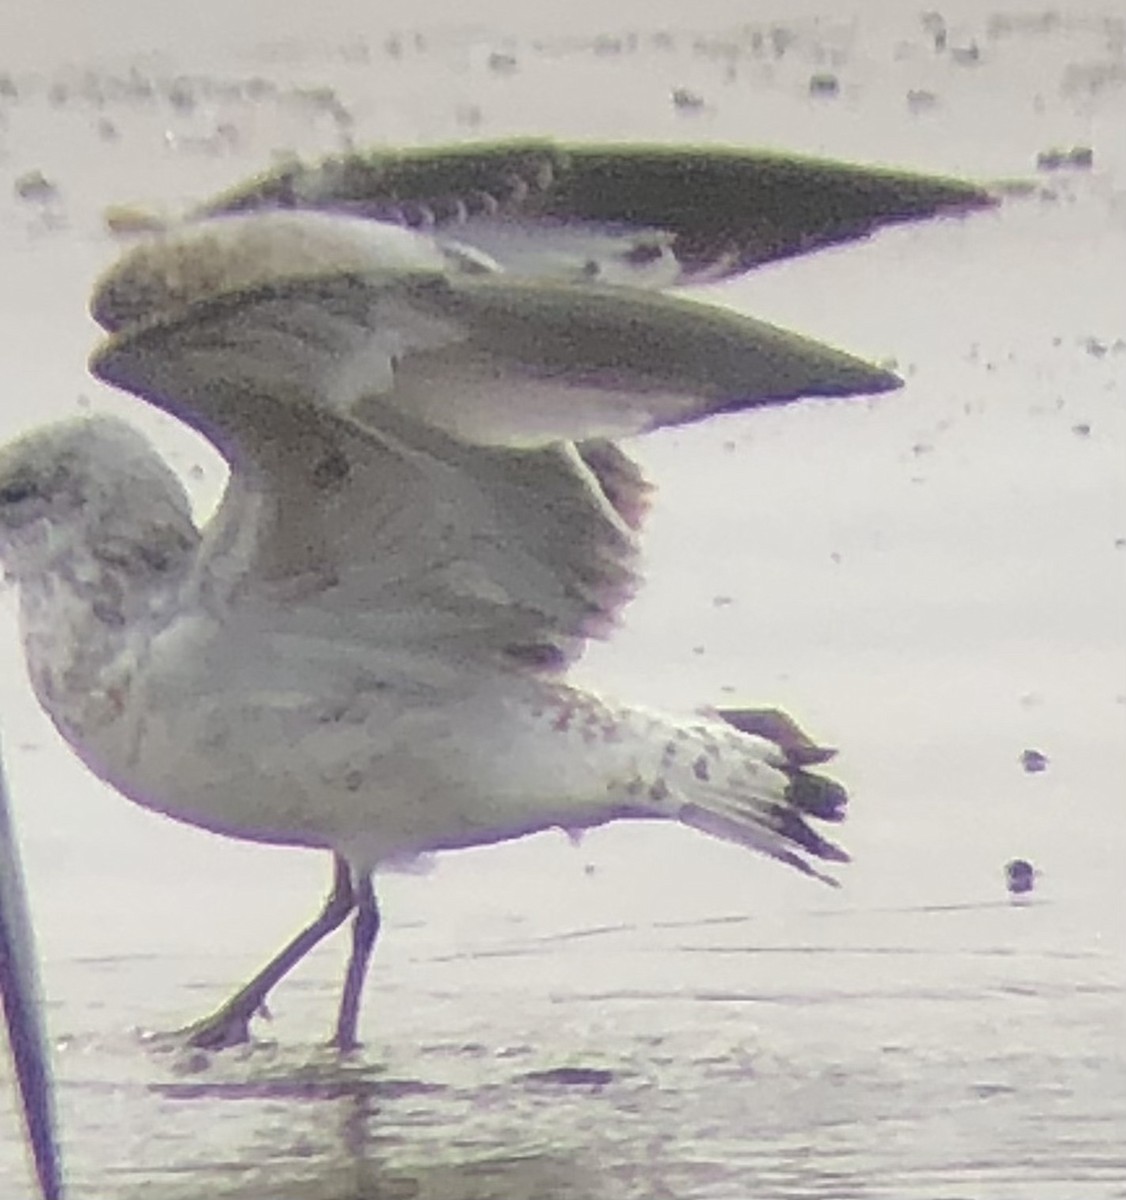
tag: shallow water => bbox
[20,857,1126,1198]
[2,2,1125,1197]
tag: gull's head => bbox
[0,415,194,584]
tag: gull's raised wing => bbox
[90,212,897,663]
[200,140,996,286]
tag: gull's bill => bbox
[0,740,61,1200]
[197,139,997,287]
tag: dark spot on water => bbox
[972,1081,1017,1098]
[1020,748,1049,773]
[1036,144,1094,171]
[1005,859,1036,894]
[152,1075,445,1101]
[907,88,939,113]
[487,50,518,74]
[171,1049,211,1076]
[809,72,840,97]
[14,169,58,203]
[521,1066,615,1088]
[420,1040,490,1058]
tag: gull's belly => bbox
[79,663,640,864]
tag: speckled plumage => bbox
[0,182,911,1058]
[0,139,997,1200]
[0,414,845,880]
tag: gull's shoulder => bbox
[92,208,471,335]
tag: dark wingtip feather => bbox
[716,707,838,767]
[784,770,849,824]
[199,139,997,283]
[768,802,852,863]
[678,801,845,886]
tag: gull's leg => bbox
[330,871,381,1053]
[184,854,356,1050]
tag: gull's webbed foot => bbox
[171,853,357,1052]
[180,1002,264,1050]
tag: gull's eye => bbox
[0,479,41,505]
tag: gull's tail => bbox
[602,704,849,885]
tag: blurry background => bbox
[1,1,1124,1197]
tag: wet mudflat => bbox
[1,3,1124,1197]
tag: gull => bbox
[0,140,993,1199]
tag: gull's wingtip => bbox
[713,326,902,416]
[856,163,999,216]
[873,366,903,394]
[195,139,999,284]
[807,357,902,400]
[0,743,62,1200]
[864,361,901,396]
[534,143,1000,277]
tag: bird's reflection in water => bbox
[94,1049,610,1200]
[109,1152,599,1200]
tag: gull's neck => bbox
[17,511,199,744]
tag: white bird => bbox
[0,140,993,1200]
